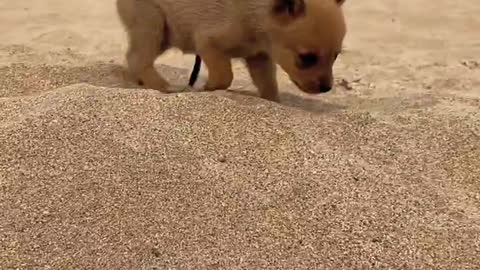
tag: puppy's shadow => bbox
[114,63,194,89]
[5,61,344,115]
[226,88,346,114]
[71,64,345,115]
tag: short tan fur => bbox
[117,0,347,101]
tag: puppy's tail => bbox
[188,55,202,87]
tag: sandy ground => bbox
[0,0,479,269]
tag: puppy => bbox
[116,0,347,101]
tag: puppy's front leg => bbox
[199,48,234,91]
[245,53,279,102]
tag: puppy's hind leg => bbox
[120,0,170,91]
[245,53,280,102]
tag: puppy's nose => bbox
[318,84,332,93]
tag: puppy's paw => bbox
[136,69,170,92]
[259,89,280,102]
[166,84,195,93]
[203,80,233,91]
[139,79,168,91]
[265,94,280,102]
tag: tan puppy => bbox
[116,0,347,101]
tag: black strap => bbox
[188,55,202,86]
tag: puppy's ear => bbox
[271,0,305,24]
[336,0,346,5]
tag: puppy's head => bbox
[269,0,346,94]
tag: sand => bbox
[0,0,479,269]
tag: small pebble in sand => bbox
[338,78,353,90]
[461,60,479,69]
[151,247,161,258]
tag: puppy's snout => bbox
[292,75,333,94]
[317,84,332,93]
[315,76,332,93]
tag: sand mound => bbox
[0,63,200,98]
[1,0,479,268]
[1,84,478,269]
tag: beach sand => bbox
[0,0,479,269]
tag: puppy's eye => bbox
[297,52,318,69]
